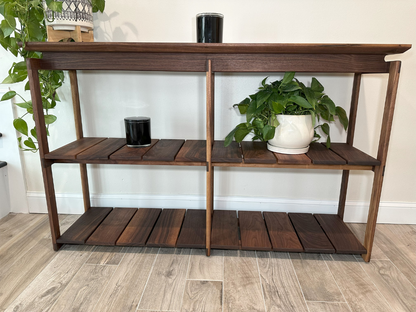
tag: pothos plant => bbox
[0,0,105,152]
[224,72,349,148]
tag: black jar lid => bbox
[124,116,150,123]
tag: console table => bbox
[25,42,411,261]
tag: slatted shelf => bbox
[274,152,311,165]
[306,142,346,165]
[57,208,366,255]
[77,138,127,160]
[176,209,206,248]
[241,141,276,164]
[212,141,242,163]
[110,139,158,161]
[45,138,106,160]
[175,140,206,162]
[142,139,185,162]
[329,143,380,166]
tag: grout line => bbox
[288,252,311,312]
[305,300,353,304]
[186,278,224,282]
[255,250,268,312]
[135,247,161,312]
[178,248,193,311]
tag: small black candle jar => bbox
[196,13,224,43]
[124,117,151,147]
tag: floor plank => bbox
[146,209,186,247]
[138,248,190,311]
[211,210,240,250]
[257,251,308,312]
[187,249,224,281]
[176,209,206,249]
[0,214,44,249]
[223,250,265,312]
[239,211,271,251]
[358,259,416,312]
[181,280,222,312]
[325,254,392,312]
[49,263,117,312]
[116,208,161,246]
[86,208,137,245]
[92,247,159,312]
[4,245,94,312]
[289,213,335,253]
[263,212,303,252]
[85,246,125,265]
[306,302,351,312]
[289,253,344,302]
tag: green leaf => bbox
[92,0,105,13]
[282,72,295,84]
[27,10,45,41]
[1,90,16,101]
[13,118,28,136]
[237,104,249,114]
[31,128,37,140]
[261,76,268,87]
[24,137,36,149]
[246,100,257,122]
[321,122,330,136]
[47,1,63,12]
[25,81,30,91]
[336,106,349,130]
[224,127,237,147]
[1,75,14,84]
[321,95,336,115]
[270,114,279,127]
[13,61,27,71]
[252,118,265,130]
[0,16,15,37]
[271,101,285,114]
[311,111,316,127]
[311,77,324,92]
[303,87,317,109]
[255,90,271,108]
[326,135,331,148]
[15,101,32,109]
[289,95,312,109]
[235,126,251,142]
[262,125,275,141]
[280,81,301,92]
[44,114,57,125]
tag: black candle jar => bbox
[124,117,151,147]
[196,13,224,43]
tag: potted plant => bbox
[224,72,349,154]
[0,0,105,152]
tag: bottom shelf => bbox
[57,207,366,255]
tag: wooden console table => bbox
[25,42,411,261]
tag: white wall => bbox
[2,0,415,222]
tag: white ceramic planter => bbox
[44,0,93,33]
[267,114,314,154]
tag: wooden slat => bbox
[175,140,206,162]
[211,210,240,250]
[116,208,162,246]
[86,208,137,245]
[57,207,113,244]
[212,141,242,163]
[275,152,312,165]
[306,142,346,165]
[263,212,303,252]
[176,209,206,248]
[45,138,106,160]
[109,139,158,161]
[77,138,126,160]
[146,209,186,247]
[289,213,335,253]
[315,214,367,254]
[239,211,271,251]
[329,143,380,166]
[241,141,276,164]
[142,139,185,162]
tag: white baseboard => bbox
[26,191,416,224]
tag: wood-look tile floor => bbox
[0,213,414,312]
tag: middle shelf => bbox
[45,137,380,170]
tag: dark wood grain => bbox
[241,141,276,164]
[77,138,126,160]
[289,213,335,253]
[175,140,206,162]
[57,207,113,244]
[109,139,158,161]
[211,210,240,250]
[329,143,380,166]
[306,142,346,165]
[86,208,137,245]
[45,138,106,160]
[176,209,206,248]
[274,152,312,165]
[315,214,367,254]
[25,42,411,55]
[239,211,271,251]
[142,139,185,162]
[263,212,303,252]
[212,141,242,163]
[146,209,186,247]
[116,208,162,246]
